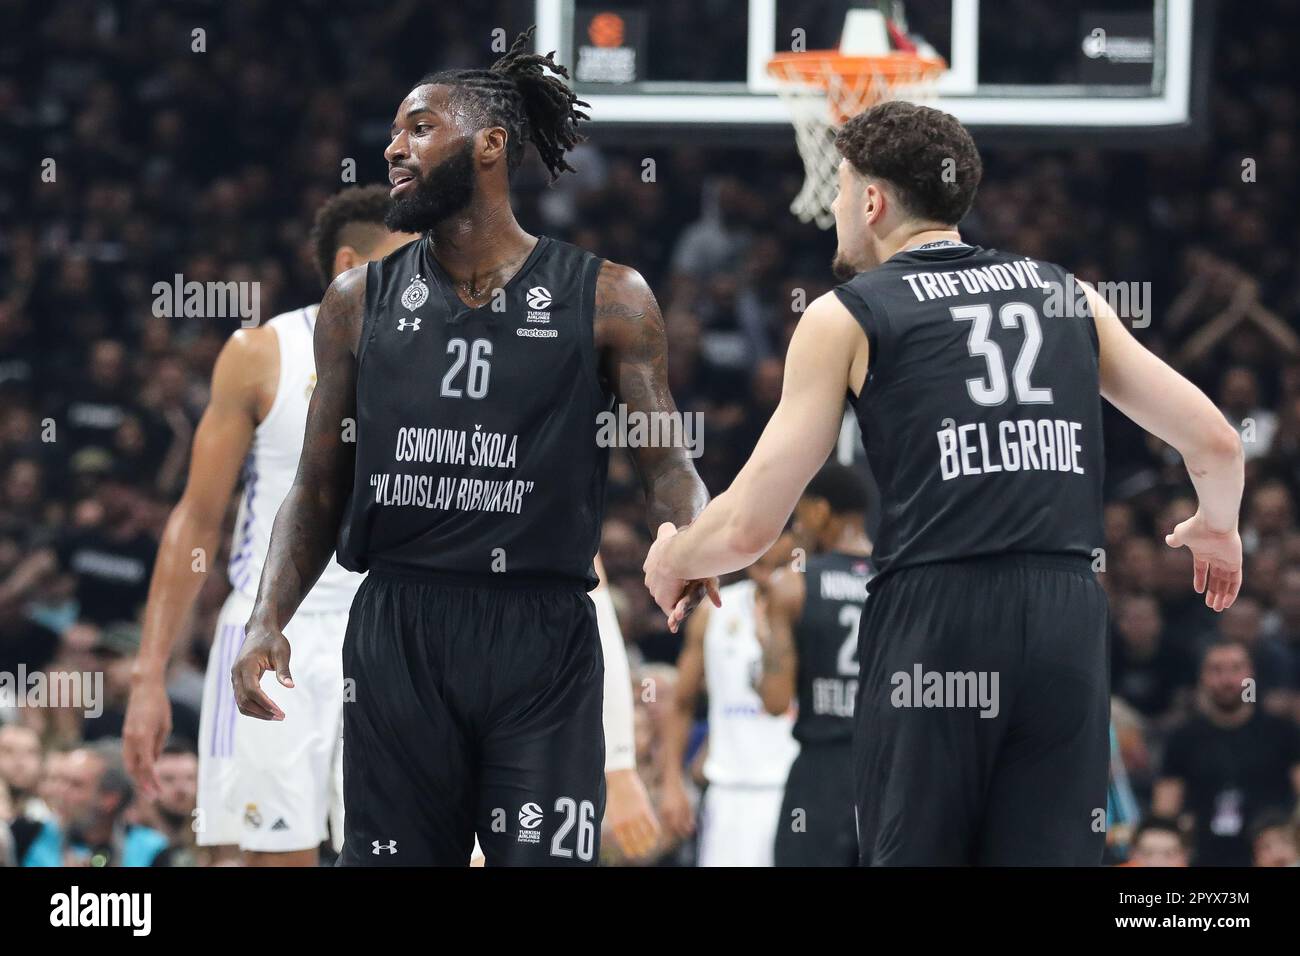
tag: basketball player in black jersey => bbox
[646,100,1244,865]
[754,464,872,867]
[231,29,715,866]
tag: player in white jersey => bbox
[123,187,419,865]
[658,535,800,866]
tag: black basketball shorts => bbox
[853,554,1110,866]
[338,570,605,866]
[775,740,858,867]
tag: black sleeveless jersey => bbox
[834,243,1104,582]
[792,551,872,745]
[337,235,611,588]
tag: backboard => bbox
[533,0,1210,142]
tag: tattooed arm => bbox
[232,267,365,720]
[754,567,804,716]
[594,262,719,625]
[595,262,707,527]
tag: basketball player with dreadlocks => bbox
[645,100,1244,865]
[231,28,713,866]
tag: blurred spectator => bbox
[1127,817,1191,867]
[1154,642,1300,865]
[1249,810,1300,867]
[0,465,154,630]
[144,738,200,866]
[1110,594,1193,730]
[1219,366,1278,461]
[0,723,47,821]
[1216,596,1294,714]
[21,739,167,866]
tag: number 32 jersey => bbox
[835,242,1104,580]
[337,236,612,587]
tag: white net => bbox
[768,56,943,229]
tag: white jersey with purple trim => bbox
[701,579,799,787]
[227,305,362,613]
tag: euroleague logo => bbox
[519,802,544,829]
[522,285,555,333]
[517,802,544,844]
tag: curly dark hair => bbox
[417,25,590,182]
[834,100,982,226]
[804,462,871,516]
[308,185,394,289]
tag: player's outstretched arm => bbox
[595,261,718,619]
[125,329,266,793]
[643,292,861,627]
[233,267,364,720]
[754,567,803,716]
[1089,283,1244,611]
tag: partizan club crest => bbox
[401,274,429,311]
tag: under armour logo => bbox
[397,317,421,331]
[372,840,397,855]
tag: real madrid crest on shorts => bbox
[401,273,429,311]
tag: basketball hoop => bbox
[767,51,946,229]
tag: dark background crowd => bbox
[1,0,1298,867]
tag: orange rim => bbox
[766,50,947,86]
[767,51,946,122]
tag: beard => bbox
[385,140,476,233]
[156,804,191,829]
[831,249,859,281]
[1211,689,1246,713]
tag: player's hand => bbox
[1164,512,1242,612]
[666,578,721,634]
[123,678,171,800]
[643,522,687,619]
[657,775,695,840]
[232,617,293,720]
[643,523,720,633]
[605,767,662,861]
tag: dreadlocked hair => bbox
[417,25,590,182]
